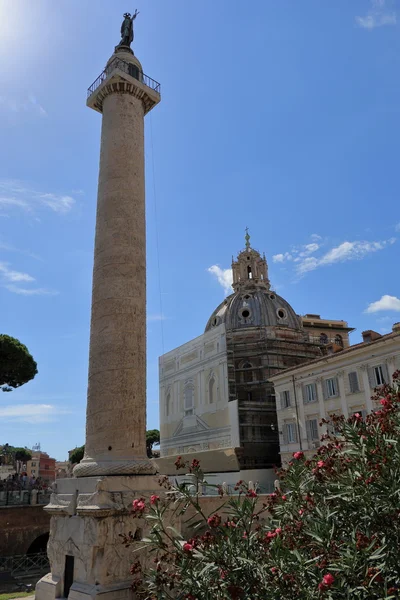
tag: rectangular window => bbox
[45,464,49,470]
[281,390,290,409]
[283,423,298,444]
[184,383,194,416]
[304,383,317,403]
[325,377,338,398]
[348,371,360,393]
[374,365,386,386]
[306,419,319,440]
[286,423,297,443]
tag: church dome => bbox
[205,288,302,332]
[205,233,302,332]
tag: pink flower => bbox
[293,451,304,460]
[275,527,282,535]
[265,531,277,540]
[317,460,325,468]
[225,521,237,528]
[281,495,287,501]
[150,494,160,505]
[380,398,390,407]
[270,567,278,574]
[190,458,200,470]
[246,489,257,498]
[132,498,146,513]
[207,514,221,528]
[298,509,304,516]
[322,573,335,586]
[183,542,194,553]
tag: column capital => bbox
[335,370,345,378]
[360,363,369,371]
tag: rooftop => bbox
[270,323,400,380]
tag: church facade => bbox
[158,236,351,488]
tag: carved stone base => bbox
[35,475,160,600]
[114,44,134,55]
[36,573,134,600]
[73,457,156,478]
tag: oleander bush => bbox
[124,372,400,599]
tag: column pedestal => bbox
[36,474,159,600]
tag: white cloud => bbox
[0,262,35,282]
[147,313,167,322]
[296,238,396,276]
[298,243,320,257]
[395,222,400,232]
[0,197,31,210]
[208,265,233,295]
[0,180,76,216]
[272,252,292,263]
[365,295,400,313]
[5,284,58,296]
[0,238,42,261]
[0,94,47,117]
[28,94,47,116]
[356,0,397,29]
[39,193,75,214]
[0,258,56,296]
[273,242,320,265]
[310,234,322,242]
[296,257,319,274]
[0,404,68,424]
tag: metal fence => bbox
[0,552,49,576]
[0,490,51,506]
[87,55,161,98]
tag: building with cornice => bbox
[270,324,400,464]
[157,235,350,489]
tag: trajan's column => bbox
[36,13,161,600]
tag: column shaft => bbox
[76,91,150,476]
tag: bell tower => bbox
[232,229,270,292]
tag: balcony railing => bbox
[0,489,51,506]
[0,552,49,576]
[87,56,161,98]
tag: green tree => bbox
[14,448,32,463]
[0,334,37,392]
[0,444,32,472]
[124,372,400,599]
[69,445,85,465]
[146,429,160,458]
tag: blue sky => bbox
[1,0,399,460]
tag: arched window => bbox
[184,381,194,415]
[320,333,328,344]
[334,334,343,348]
[242,362,253,383]
[166,393,171,417]
[209,377,215,404]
